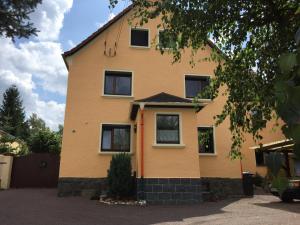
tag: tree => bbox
[27,129,61,154]
[0,0,42,40]
[110,1,300,158]
[0,85,29,140]
[107,153,133,198]
[27,113,46,135]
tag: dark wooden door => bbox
[10,153,60,188]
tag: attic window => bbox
[130,28,149,47]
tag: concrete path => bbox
[0,189,299,225]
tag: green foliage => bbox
[107,153,133,198]
[0,0,42,40]
[0,133,16,154]
[0,85,29,140]
[27,129,61,154]
[110,0,300,158]
[265,152,284,177]
[272,175,289,196]
[27,113,47,135]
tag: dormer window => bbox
[130,28,149,47]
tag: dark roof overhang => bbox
[130,92,207,120]
[62,4,134,70]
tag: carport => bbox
[251,139,298,177]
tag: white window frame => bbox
[102,69,134,98]
[157,29,173,50]
[183,74,213,102]
[129,27,150,49]
[198,125,217,156]
[153,112,185,148]
[99,123,133,154]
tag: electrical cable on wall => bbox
[104,0,129,57]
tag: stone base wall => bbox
[201,177,243,200]
[137,178,202,204]
[57,178,106,198]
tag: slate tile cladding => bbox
[201,177,243,200]
[137,178,202,204]
[57,178,106,198]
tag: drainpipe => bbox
[139,103,145,200]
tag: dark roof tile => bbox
[135,92,192,103]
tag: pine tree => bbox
[0,85,29,139]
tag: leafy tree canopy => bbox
[0,85,29,140]
[27,113,47,135]
[0,0,42,40]
[110,0,300,158]
[27,128,61,154]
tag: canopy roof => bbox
[250,139,294,153]
[130,92,207,120]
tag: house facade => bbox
[59,5,285,203]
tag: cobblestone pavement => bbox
[0,189,299,225]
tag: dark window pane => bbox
[131,29,149,47]
[113,128,130,151]
[104,75,114,95]
[198,127,214,153]
[185,76,210,98]
[102,129,111,150]
[116,76,131,95]
[156,115,180,144]
[101,125,131,152]
[255,151,266,166]
[104,71,132,96]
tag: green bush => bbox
[107,153,133,198]
[27,129,61,154]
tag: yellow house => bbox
[59,5,285,203]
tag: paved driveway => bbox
[0,189,299,225]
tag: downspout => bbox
[139,103,145,200]
[140,103,145,178]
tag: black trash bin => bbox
[242,172,254,197]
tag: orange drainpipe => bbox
[140,104,145,178]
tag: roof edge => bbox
[62,4,134,65]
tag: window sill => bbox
[152,144,186,149]
[130,45,150,49]
[199,153,217,156]
[102,94,134,99]
[99,151,133,155]
[186,98,213,103]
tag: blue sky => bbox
[60,0,128,51]
[0,0,130,130]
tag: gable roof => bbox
[62,4,225,70]
[135,92,192,103]
[63,4,133,59]
[129,92,203,120]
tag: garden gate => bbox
[10,153,60,188]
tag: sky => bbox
[0,0,130,130]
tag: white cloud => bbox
[0,0,73,130]
[30,0,73,41]
[0,70,65,130]
[67,40,75,48]
[95,12,116,28]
